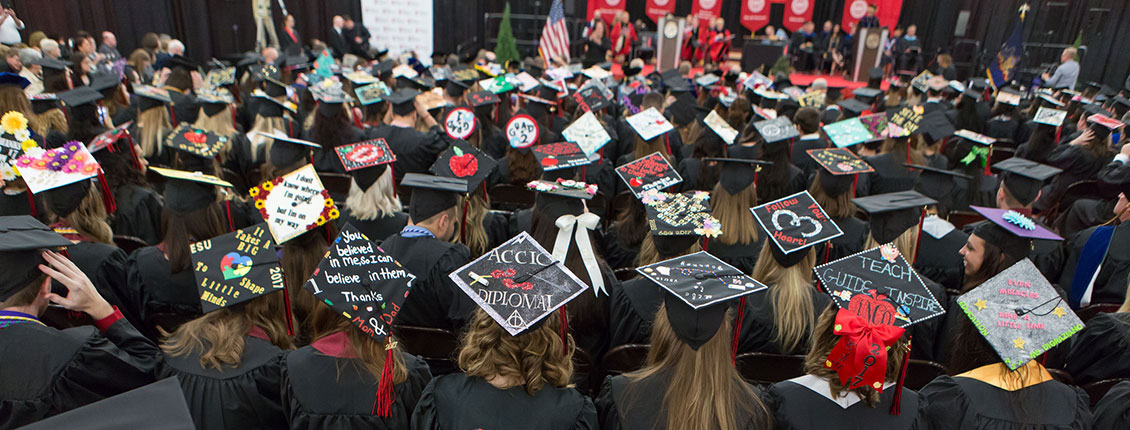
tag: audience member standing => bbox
[328,15,347,59]
[0,4,24,46]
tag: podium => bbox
[656,17,685,72]
[852,27,889,82]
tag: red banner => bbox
[645,0,677,24]
[842,0,903,33]
[586,0,625,23]
[783,0,814,32]
[741,0,772,32]
[691,0,723,28]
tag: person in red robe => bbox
[608,11,637,64]
[705,17,732,66]
[681,14,700,63]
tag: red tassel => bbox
[1055,126,1062,143]
[168,105,177,126]
[852,174,858,199]
[460,197,470,242]
[559,306,569,355]
[96,170,116,214]
[372,342,396,417]
[731,296,746,365]
[125,138,142,171]
[390,164,397,198]
[890,336,912,416]
[984,144,993,177]
[26,189,37,218]
[913,209,925,264]
[230,106,238,130]
[702,237,709,252]
[823,242,831,264]
[282,283,295,336]
[225,201,235,233]
[664,133,672,157]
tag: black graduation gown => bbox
[367,125,448,184]
[984,117,1021,142]
[1039,145,1110,211]
[0,188,40,217]
[758,165,808,203]
[599,225,641,271]
[790,137,828,180]
[379,233,475,331]
[607,277,659,349]
[66,242,134,324]
[861,153,917,196]
[412,373,598,430]
[110,184,164,245]
[509,208,532,238]
[124,246,202,340]
[0,317,162,428]
[1061,312,1130,385]
[283,345,432,429]
[595,372,763,430]
[481,128,510,160]
[1037,222,1130,305]
[482,210,511,251]
[168,90,200,126]
[337,209,409,245]
[704,236,766,276]
[220,133,258,179]
[675,158,712,192]
[1093,381,1130,429]
[160,334,287,429]
[739,283,832,355]
[819,217,868,264]
[914,221,968,292]
[764,375,924,429]
[919,375,1091,429]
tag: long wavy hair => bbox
[808,173,857,219]
[344,168,402,221]
[710,181,759,246]
[46,184,113,244]
[137,106,172,159]
[804,306,908,407]
[161,292,294,368]
[623,304,770,430]
[249,115,290,164]
[458,308,574,396]
[506,147,540,185]
[161,203,227,273]
[752,242,818,353]
[0,86,44,136]
[306,302,408,382]
[192,107,238,160]
[459,191,492,257]
[281,225,336,342]
[612,196,648,255]
[34,108,69,136]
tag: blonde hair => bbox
[306,303,407,382]
[60,185,113,245]
[457,308,574,396]
[344,168,402,221]
[249,115,289,165]
[803,306,908,407]
[192,107,237,159]
[624,304,769,430]
[137,106,172,159]
[863,225,920,263]
[633,135,673,164]
[751,241,818,353]
[710,181,759,245]
[808,174,857,219]
[33,108,69,136]
[161,292,294,369]
[459,192,491,257]
[636,234,703,267]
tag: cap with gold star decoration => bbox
[956,259,1084,370]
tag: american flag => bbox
[538,0,570,66]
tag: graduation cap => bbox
[809,148,873,197]
[251,164,339,244]
[384,87,419,112]
[205,67,236,88]
[992,158,1062,206]
[969,77,990,91]
[948,80,966,93]
[56,87,103,108]
[164,124,229,159]
[478,75,515,94]
[996,88,1022,106]
[751,191,843,267]
[868,67,884,83]
[335,138,396,189]
[572,83,612,112]
[134,85,172,112]
[249,64,280,82]
[31,56,71,73]
[1033,107,1067,127]
[813,244,944,391]
[429,139,498,193]
[16,377,196,430]
[304,224,417,343]
[704,110,740,145]
[0,216,73,301]
[1038,93,1065,108]
[401,173,469,222]
[705,146,772,195]
[968,205,1062,261]
[531,141,591,172]
[926,76,949,93]
[343,70,379,86]
[1087,113,1123,139]
[694,73,720,88]
[616,152,683,198]
[86,73,120,94]
[919,112,956,144]
[886,105,925,137]
[961,88,983,102]
[823,118,873,148]
[149,167,232,215]
[0,72,29,89]
[506,114,539,149]
[28,93,59,114]
[467,90,500,107]
[837,98,870,119]
[165,55,201,73]
[752,116,800,145]
[445,77,471,97]
[626,107,675,141]
[636,251,768,349]
[355,82,391,106]
[955,259,1083,370]
[561,111,611,156]
[852,191,936,245]
[451,66,481,83]
[954,129,996,146]
[254,93,298,118]
[263,77,289,98]
[910,71,934,93]
[442,107,477,141]
[191,223,283,313]
[642,189,721,244]
[906,164,970,212]
[526,177,597,200]
[853,87,882,104]
[449,232,589,335]
[14,140,101,196]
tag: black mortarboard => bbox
[135,85,172,112]
[450,232,588,335]
[57,87,103,108]
[919,112,956,144]
[16,378,195,430]
[32,57,71,73]
[255,94,297,118]
[29,93,59,114]
[751,191,843,267]
[956,259,1082,369]
[385,87,419,113]
[868,67,884,82]
[852,191,936,244]
[615,152,683,198]
[808,148,873,197]
[969,77,990,91]
[41,177,91,218]
[191,223,283,312]
[992,158,1063,206]
[196,88,234,116]
[530,141,591,172]
[0,216,72,300]
[305,224,417,343]
[753,116,800,145]
[150,167,230,215]
[969,206,1062,262]
[164,124,229,159]
[706,145,772,195]
[87,73,120,94]
[641,190,719,255]
[402,173,468,222]
[962,88,983,102]
[906,164,970,211]
[1113,96,1130,116]
[1038,93,1065,108]
[445,78,470,97]
[637,251,767,349]
[837,98,870,118]
[253,131,317,168]
[429,139,498,193]
[263,77,289,98]
[166,55,201,73]
[853,88,882,104]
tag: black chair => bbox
[1082,378,1130,408]
[318,172,353,201]
[1076,303,1122,323]
[947,210,984,230]
[905,360,950,391]
[735,353,806,385]
[393,325,460,375]
[988,146,1016,166]
[613,267,637,282]
[113,235,149,253]
[1047,180,1103,229]
[601,344,650,377]
[489,184,535,212]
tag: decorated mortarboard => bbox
[304,224,417,342]
[996,89,1022,106]
[57,87,103,108]
[797,91,826,108]
[572,83,613,112]
[808,148,874,175]
[949,81,967,93]
[443,107,477,140]
[344,70,379,85]
[479,75,515,94]
[505,114,539,149]
[956,259,1083,369]
[641,190,721,239]
[250,164,339,244]
[355,82,392,106]
[467,90,500,107]
[626,107,674,141]
[616,152,683,198]
[954,129,996,146]
[429,139,498,193]
[526,177,597,200]
[743,71,772,90]
[134,85,172,103]
[190,223,283,312]
[0,216,74,301]
[14,140,101,194]
[751,190,843,262]
[1033,107,1067,127]
[311,83,351,104]
[1087,113,1123,139]
[164,124,229,159]
[694,73,720,87]
[992,158,1062,206]
[814,243,944,391]
[926,76,949,92]
[196,87,234,105]
[513,72,539,92]
[910,70,934,92]
[582,65,612,81]
[518,92,555,106]
[970,205,1062,242]
[854,190,935,242]
[335,138,395,172]
[836,99,870,118]
[753,116,800,145]
[823,118,873,148]
[561,111,611,156]
[28,93,59,114]
[452,67,481,83]
[205,67,236,88]
[416,89,452,111]
[886,105,925,137]
[532,141,591,171]
[449,232,589,335]
[636,251,768,349]
[704,110,739,145]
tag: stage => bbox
[610,63,888,94]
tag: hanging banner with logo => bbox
[783,0,814,32]
[741,0,772,33]
[842,0,904,33]
[587,0,626,23]
[691,0,723,28]
[645,0,677,24]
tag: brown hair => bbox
[457,308,574,396]
[192,107,238,159]
[161,203,226,273]
[803,306,908,407]
[633,134,673,164]
[459,192,492,257]
[306,303,408,382]
[937,54,953,69]
[752,242,818,353]
[623,304,770,430]
[506,147,540,185]
[0,86,44,136]
[960,234,1016,293]
[161,292,294,368]
[33,108,69,136]
[281,225,335,341]
[879,136,926,170]
[636,234,703,267]
[710,181,759,245]
[56,185,113,245]
[863,226,920,264]
[0,274,46,308]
